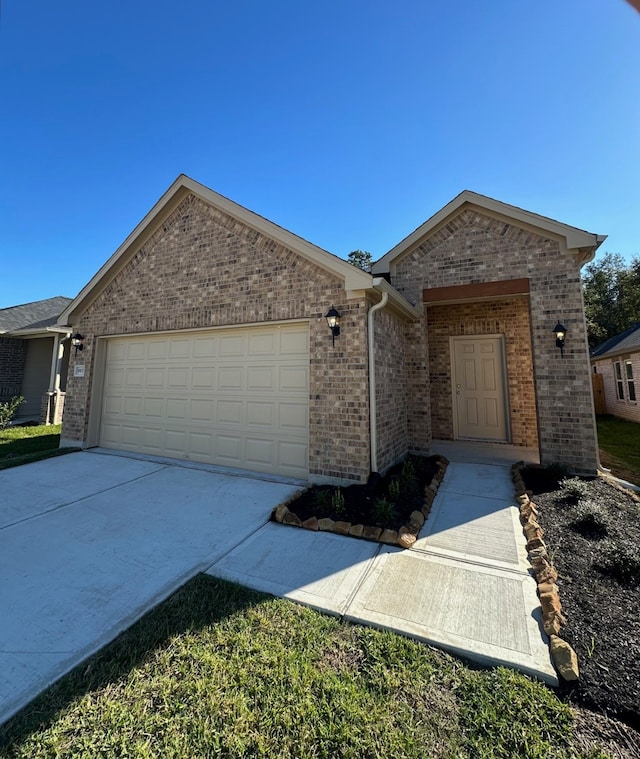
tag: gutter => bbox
[367,283,389,476]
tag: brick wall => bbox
[593,354,640,423]
[62,193,372,483]
[390,208,598,473]
[427,298,538,447]
[0,337,26,402]
[374,307,408,473]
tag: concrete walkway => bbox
[1,446,555,727]
[207,453,557,684]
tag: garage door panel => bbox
[126,341,147,360]
[217,399,243,425]
[167,368,189,389]
[145,368,166,388]
[219,367,244,390]
[169,339,191,359]
[191,399,215,422]
[99,324,309,477]
[249,333,275,355]
[246,402,273,427]
[247,366,274,390]
[245,438,274,467]
[279,402,307,430]
[280,366,308,391]
[125,369,144,388]
[192,367,215,389]
[143,397,164,417]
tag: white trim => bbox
[373,190,605,274]
[367,288,389,473]
[58,175,373,325]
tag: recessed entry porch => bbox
[424,278,540,461]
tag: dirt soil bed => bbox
[281,455,440,531]
[521,467,640,734]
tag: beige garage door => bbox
[99,324,309,478]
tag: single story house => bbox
[57,175,604,482]
[590,323,640,423]
[0,297,72,424]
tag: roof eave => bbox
[59,174,372,325]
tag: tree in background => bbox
[347,250,373,271]
[582,252,640,348]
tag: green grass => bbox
[0,576,609,759]
[0,424,78,470]
[596,415,640,486]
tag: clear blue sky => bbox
[1,0,639,308]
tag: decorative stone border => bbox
[272,456,449,549]
[511,462,580,682]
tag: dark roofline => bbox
[590,323,640,358]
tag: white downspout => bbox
[368,288,389,473]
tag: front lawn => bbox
[0,575,617,759]
[596,415,640,486]
[0,424,76,470]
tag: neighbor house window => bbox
[625,360,636,402]
[614,361,625,400]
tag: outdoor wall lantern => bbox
[553,322,567,358]
[325,307,341,347]
[71,333,85,355]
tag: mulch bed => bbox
[278,454,441,531]
[521,467,640,733]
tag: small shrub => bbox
[398,457,419,493]
[559,476,591,502]
[331,488,346,517]
[603,540,640,586]
[373,497,398,527]
[0,396,25,430]
[388,478,401,501]
[312,488,333,515]
[570,501,609,539]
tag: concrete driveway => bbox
[0,450,301,726]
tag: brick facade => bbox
[0,337,26,403]
[427,298,538,447]
[390,208,598,474]
[373,307,408,473]
[62,193,373,483]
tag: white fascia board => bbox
[59,174,372,324]
[371,278,422,320]
[372,190,605,273]
[6,326,71,338]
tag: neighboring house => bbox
[57,175,604,482]
[590,323,640,423]
[0,297,73,424]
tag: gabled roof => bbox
[59,175,374,325]
[0,296,72,335]
[372,190,606,273]
[590,323,640,360]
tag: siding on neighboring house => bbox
[593,353,640,423]
[0,337,27,402]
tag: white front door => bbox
[451,336,509,442]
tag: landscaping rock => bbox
[536,565,558,584]
[362,525,382,541]
[318,518,335,532]
[283,511,302,527]
[349,523,364,538]
[409,510,425,529]
[398,531,417,549]
[540,591,562,615]
[380,529,399,545]
[274,504,289,523]
[302,516,319,531]
[333,520,351,535]
[550,635,580,681]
